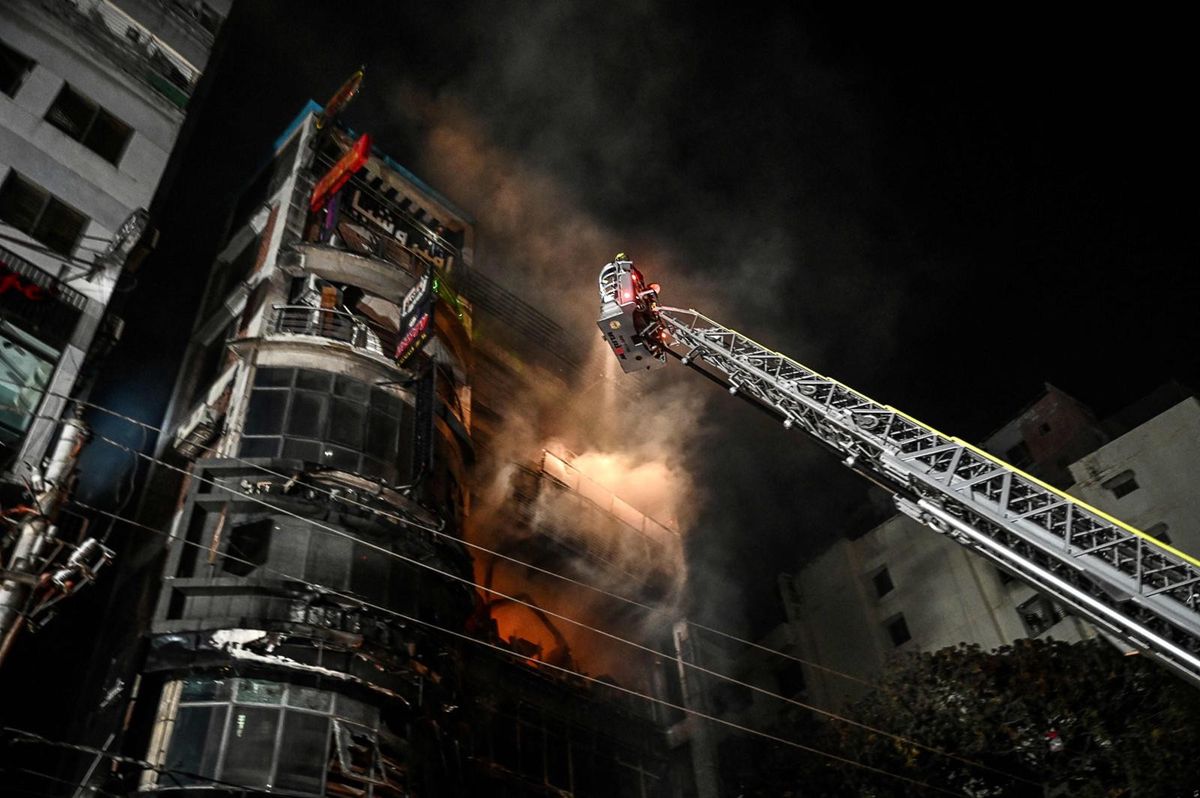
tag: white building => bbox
[0,0,229,481]
[751,386,1135,710]
[1068,396,1200,559]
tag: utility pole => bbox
[0,418,110,666]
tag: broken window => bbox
[221,518,273,576]
[1103,470,1139,499]
[331,719,387,785]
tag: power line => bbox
[9,380,871,688]
[73,430,1037,789]
[62,502,974,796]
[1,380,1031,785]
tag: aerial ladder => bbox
[596,256,1200,687]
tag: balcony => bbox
[267,305,399,365]
[38,0,201,110]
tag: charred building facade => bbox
[79,101,688,796]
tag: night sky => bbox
[88,2,1198,635]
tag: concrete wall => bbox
[1068,397,1200,560]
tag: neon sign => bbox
[310,133,370,212]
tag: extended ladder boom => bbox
[597,259,1200,687]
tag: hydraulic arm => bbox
[597,257,1200,687]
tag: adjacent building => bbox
[0,0,230,488]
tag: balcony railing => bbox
[41,0,200,109]
[268,305,400,363]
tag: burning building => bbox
[67,92,693,796]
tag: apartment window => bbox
[1018,594,1067,637]
[1145,523,1172,546]
[885,614,911,647]
[872,566,894,598]
[0,322,56,449]
[221,518,273,576]
[156,678,380,794]
[1,39,35,97]
[240,367,413,484]
[1102,470,1139,499]
[45,84,133,164]
[0,172,88,256]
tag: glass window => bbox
[329,399,364,448]
[254,366,293,387]
[0,172,88,256]
[243,389,287,435]
[287,390,325,438]
[295,369,332,392]
[0,325,56,447]
[0,39,35,97]
[275,711,330,793]
[1018,595,1067,637]
[222,706,278,787]
[180,677,231,703]
[45,84,132,164]
[164,705,226,785]
[235,678,285,705]
[287,686,333,712]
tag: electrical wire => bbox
[2,725,268,793]
[3,379,871,688]
[0,379,1032,782]
[75,431,1037,789]
[0,766,123,798]
[61,502,974,796]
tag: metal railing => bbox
[41,0,199,109]
[268,305,400,362]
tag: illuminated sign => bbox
[394,270,435,365]
[310,133,370,212]
[316,67,364,130]
[0,268,48,301]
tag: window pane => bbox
[164,705,226,785]
[0,172,45,234]
[33,197,86,256]
[365,411,397,460]
[329,399,364,448]
[287,390,324,438]
[235,679,284,705]
[254,366,293,387]
[295,369,332,392]
[335,374,369,401]
[275,711,330,793]
[287,686,333,711]
[0,330,55,442]
[45,84,96,141]
[83,108,132,164]
[321,444,358,473]
[239,436,279,458]
[1,40,36,97]
[281,437,321,463]
[221,706,278,787]
[243,390,287,435]
[370,386,402,417]
[180,677,231,703]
